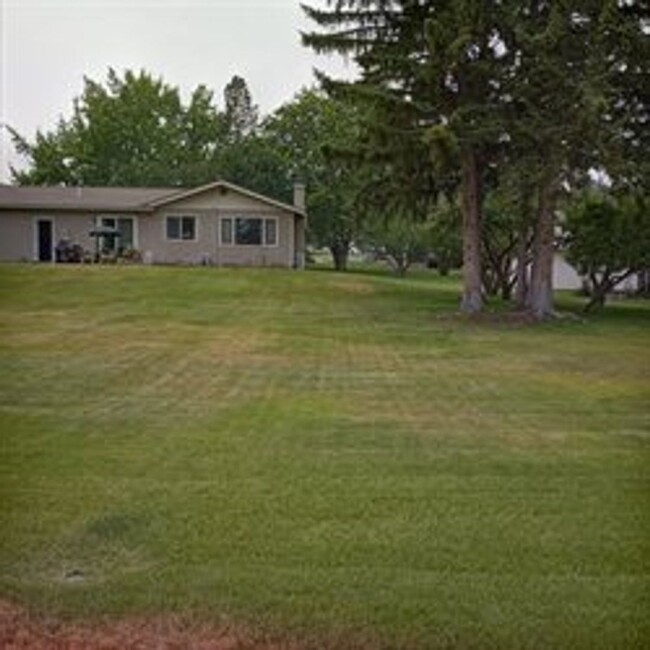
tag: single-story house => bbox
[553,253,584,290]
[553,252,640,293]
[0,179,306,268]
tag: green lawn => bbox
[1,264,648,649]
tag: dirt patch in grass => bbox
[0,600,309,650]
[435,309,588,328]
[433,310,541,327]
[0,601,389,650]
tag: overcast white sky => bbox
[0,0,355,182]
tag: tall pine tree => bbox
[502,1,647,317]
[303,1,511,313]
[304,0,647,318]
[223,75,259,141]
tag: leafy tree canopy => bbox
[11,68,227,187]
[564,191,650,311]
[261,88,366,268]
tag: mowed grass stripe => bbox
[0,264,649,649]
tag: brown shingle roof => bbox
[0,180,305,216]
[0,185,179,212]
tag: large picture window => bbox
[236,218,262,245]
[220,217,278,246]
[166,215,196,241]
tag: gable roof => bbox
[151,180,306,216]
[0,180,305,217]
[0,185,175,212]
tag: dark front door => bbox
[37,220,53,261]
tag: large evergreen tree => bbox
[223,75,259,141]
[304,0,647,317]
[303,0,511,312]
[499,1,647,317]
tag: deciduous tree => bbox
[564,192,650,311]
[10,69,224,187]
[262,89,364,270]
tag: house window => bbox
[100,217,134,253]
[236,218,262,245]
[223,217,277,246]
[166,215,196,241]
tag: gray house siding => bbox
[142,186,297,267]
[0,211,102,261]
[138,210,214,265]
[0,212,32,261]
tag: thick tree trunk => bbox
[330,243,349,271]
[526,180,557,319]
[459,150,483,314]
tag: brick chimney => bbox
[293,182,305,211]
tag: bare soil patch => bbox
[435,309,565,327]
[0,601,308,650]
[443,309,588,327]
